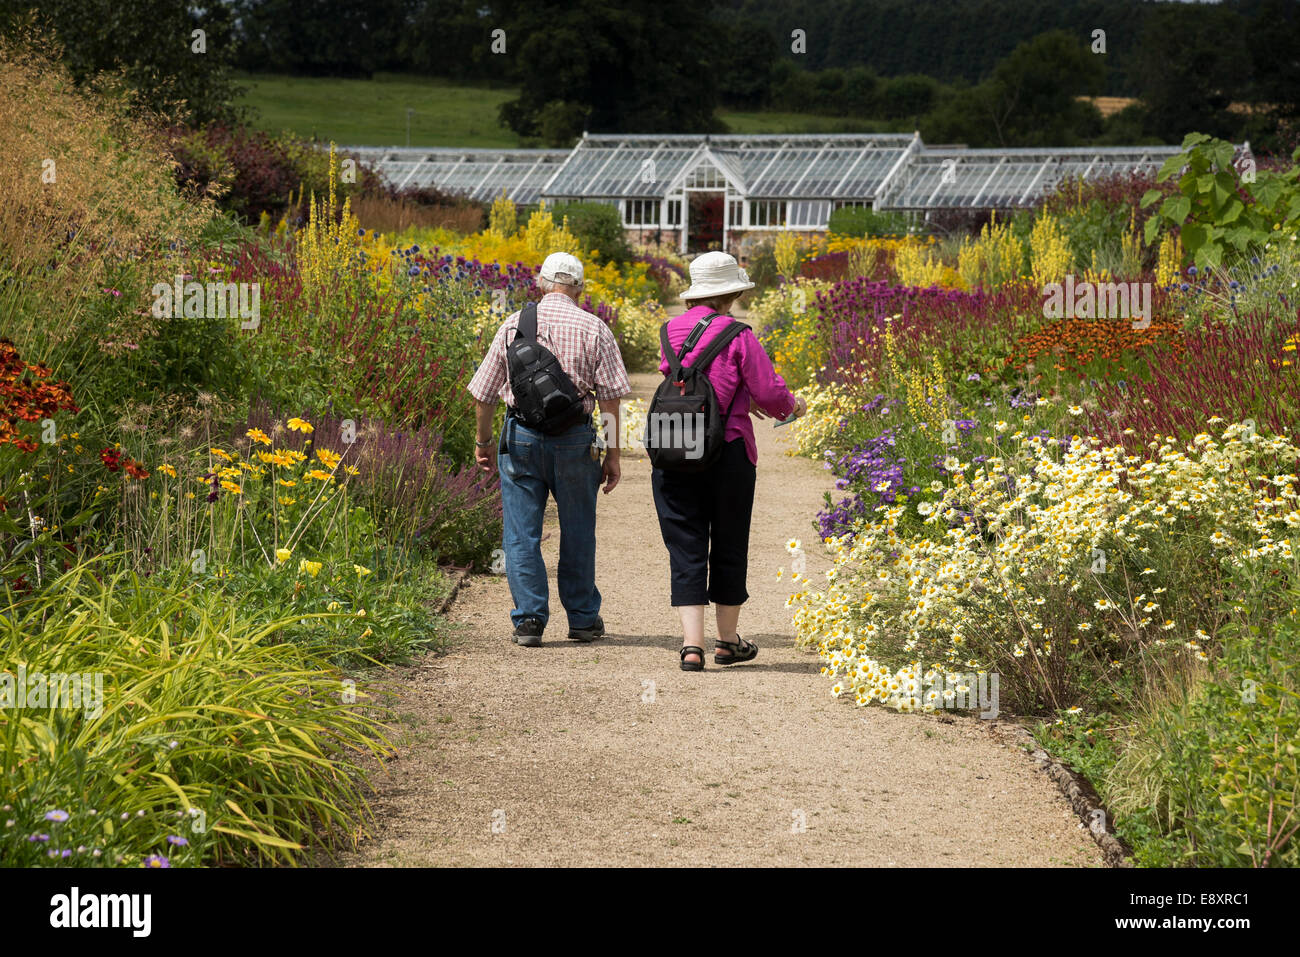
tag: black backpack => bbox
[645,312,750,472]
[505,301,587,434]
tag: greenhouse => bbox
[349,134,1253,254]
[872,145,1186,212]
[345,147,571,205]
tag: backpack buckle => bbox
[674,379,685,394]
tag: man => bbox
[468,251,630,647]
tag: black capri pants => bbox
[650,437,757,606]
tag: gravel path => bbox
[339,372,1104,867]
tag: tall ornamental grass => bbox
[0,559,391,867]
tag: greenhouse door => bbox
[686,192,725,254]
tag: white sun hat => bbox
[681,251,755,301]
[540,251,584,285]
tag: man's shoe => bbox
[567,616,605,642]
[513,617,544,647]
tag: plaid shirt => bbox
[467,292,630,413]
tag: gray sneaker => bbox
[567,616,605,643]
[513,617,544,647]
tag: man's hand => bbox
[793,395,808,418]
[601,450,621,493]
[473,399,498,474]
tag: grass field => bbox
[236,73,520,146]
[235,73,892,147]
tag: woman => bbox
[651,251,806,672]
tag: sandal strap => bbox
[715,634,748,653]
[679,646,705,659]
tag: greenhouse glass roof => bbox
[540,133,919,200]
[872,146,1184,211]
[347,136,1253,214]
[343,147,571,204]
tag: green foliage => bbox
[550,202,632,264]
[1,0,243,125]
[233,0,408,78]
[1108,596,1300,868]
[0,559,391,867]
[1143,133,1300,270]
[743,238,779,294]
[534,100,589,148]
[498,0,722,137]
[828,206,910,238]
[921,32,1104,148]
[216,549,452,670]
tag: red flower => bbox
[124,459,150,480]
[100,448,121,471]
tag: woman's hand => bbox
[792,395,808,418]
[749,397,771,420]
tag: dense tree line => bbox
[2,0,1296,150]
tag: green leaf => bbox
[1211,140,1235,171]
[1157,153,1186,182]
[1181,222,1208,252]
[1162,194,1192,224]
[1140,188,1164,209]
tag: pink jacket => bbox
[657,305,797,465]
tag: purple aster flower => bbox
[143,855,170,869]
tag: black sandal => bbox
[679,646,705,672]
[714,634,758,665]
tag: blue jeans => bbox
[498,417,602,631]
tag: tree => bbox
[1244,0,1300,152]
[878,74,939,121]
[0,0,242,124]
[496,0,721,137]
[1132,2,1249,143]
[234,0,413,77]
[980,30,1105,146]
[715,19,778,110]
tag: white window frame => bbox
[622,198,661,227]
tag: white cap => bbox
[681,251,755,301]
[539,251,584,285]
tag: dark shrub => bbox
[549,201,631,264]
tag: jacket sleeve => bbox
[735,329,796,419]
